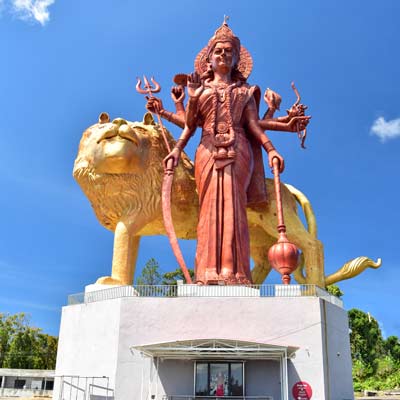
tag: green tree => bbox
[162,268,195,285]
[33,334,58,369]
[0,313,29,367]
[3,328,38,368]
[348,308,384,372]
[0,313,58,369]
[384,336,400,362]
[326,284,344,299]
[349,309,400,391]
[136,258,162,285]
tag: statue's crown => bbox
[207,17,241,56]
[195,17,252,79]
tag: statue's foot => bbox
[220,268,236,284]
[96,276,125,286]
[204,270,219,283]
[235,273,252,285]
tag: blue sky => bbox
[0,0,399,338]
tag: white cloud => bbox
[11,0,54,25]
[370,116,400,142]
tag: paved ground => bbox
[0,397,51,399]
[356,396,400,400]
[356,392,400,400]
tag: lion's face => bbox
[74,112,153,175]
[73,112,196,233]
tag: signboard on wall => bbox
[292,381,312,399]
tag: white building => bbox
[0,368,54,397]
[54,283,354,400]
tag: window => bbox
[45,380,54,390]
[195,362,244,397]
[31,379,42,390]
[14,379,26,389]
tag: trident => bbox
[136,75,193,284]
[136,76,171,153]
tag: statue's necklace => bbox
[215,83,229,103]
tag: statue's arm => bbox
[243,97,285,172]
[176,125,196,150]
[263,113,291,123]
[258,115,309,132]
[163,77,203,168]
[159,109,185,129]
[146,87,186,129]
[163,124,197,169]
[171,86,186,120]
[261,88,290,122]
[185,73,204,130]
[263,106,278,120]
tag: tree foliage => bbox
[326,284,344,299]
[384,336,400,362]
[136,258,162,285]
[162,268,195,285]
[0,312,26,367]
[136,259,194,285]
[349,308,400,391]
[348,308,384,369]
[0,313,58,369]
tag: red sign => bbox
[292,381,312,400]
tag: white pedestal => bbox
[54,286,354,400]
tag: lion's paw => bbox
[96,276,125,286]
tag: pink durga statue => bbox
[146,19,310,285]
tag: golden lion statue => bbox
[73,112,381,287]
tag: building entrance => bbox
[195,362,244,397]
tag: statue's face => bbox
[210,42,236,74]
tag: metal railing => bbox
[55,375,113,400]
[67,284,342,308]
[162,396,273,400]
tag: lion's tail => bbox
[325,256,382,286]
[285,183,317,238]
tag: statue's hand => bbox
[171,85,185,103]
[146,96,164,114]
[264,88,282,111]
[286,103,308,118]
[187,72,204,98]
[268,150,285,173]
[163,147,181,169]
[287,116,311,132]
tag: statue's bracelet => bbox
[161,110,173,122]
[175,139,185,151]
[262,140,275,153]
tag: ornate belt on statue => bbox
[202,125,244,144]
[202,124,242,165]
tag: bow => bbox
[136,76,193,284]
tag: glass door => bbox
[210,363,229,396]
[229,363,243,396]
[195,362,244,397]
[195,363,208,396]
